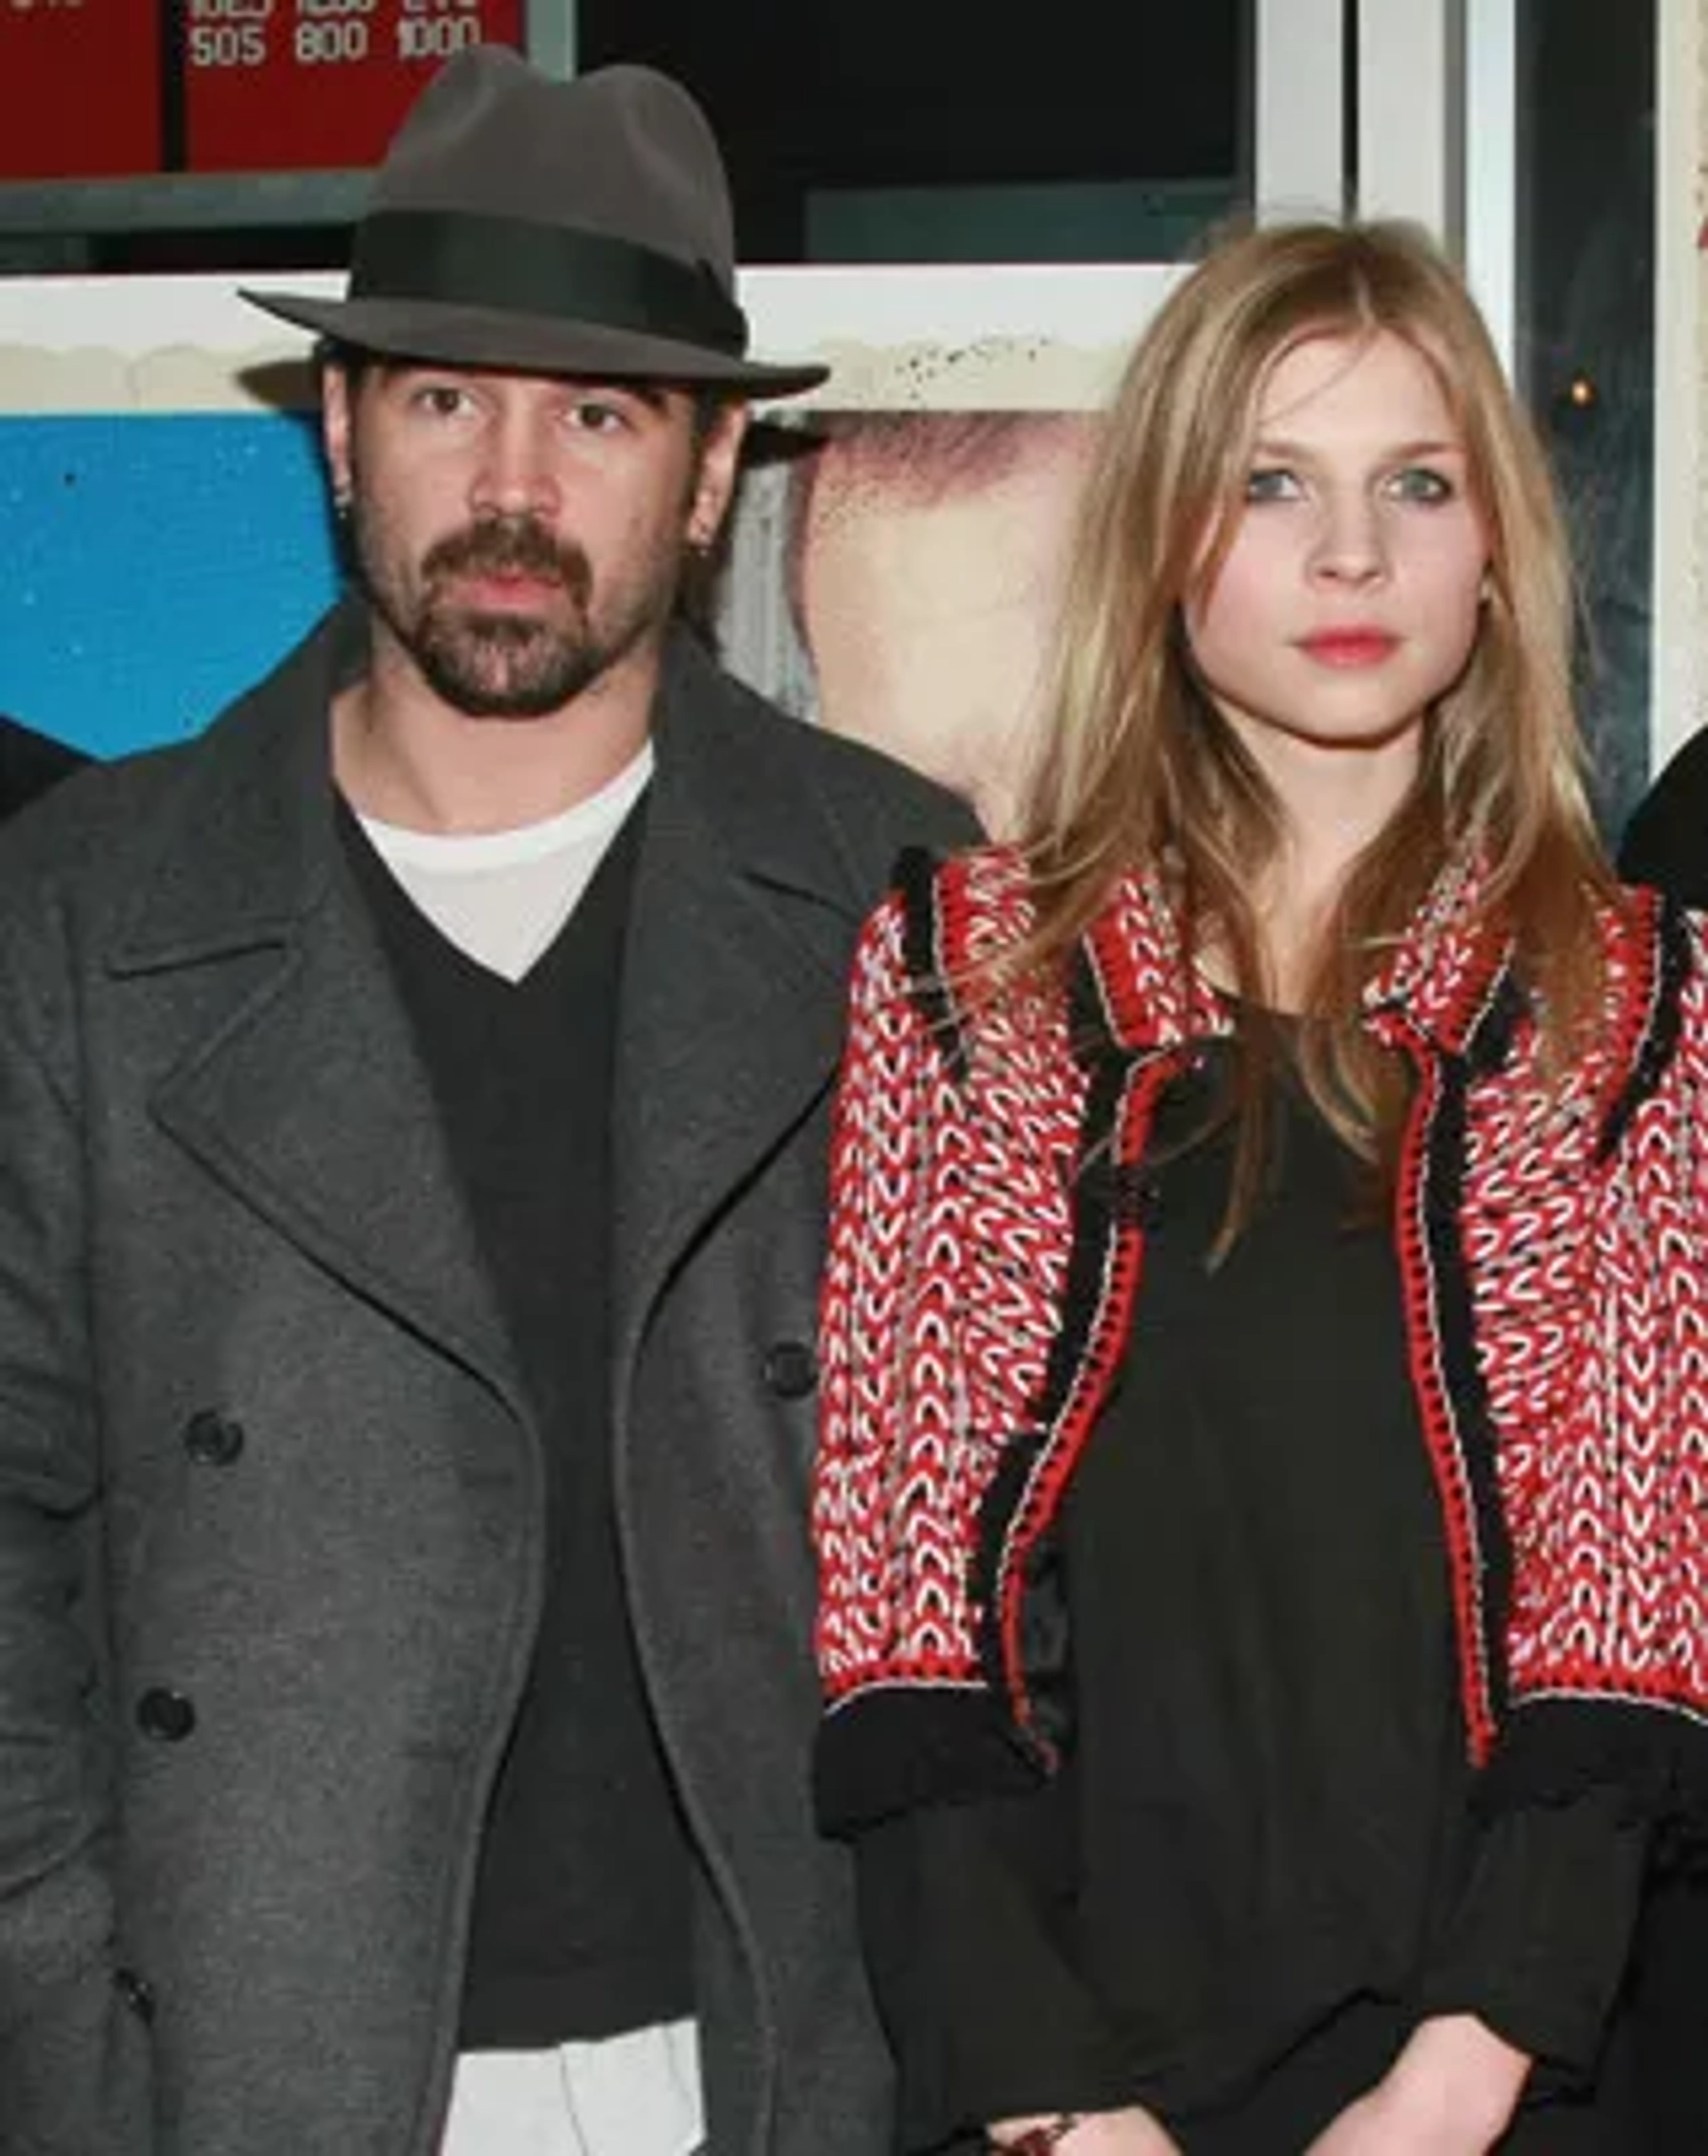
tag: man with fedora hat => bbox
[0,47,973,2156]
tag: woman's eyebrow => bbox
[1249,433,1466,461]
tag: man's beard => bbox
[353,508,672,719]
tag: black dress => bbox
[855,1044,1648,2153]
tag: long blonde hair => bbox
[1013,220,1615,1223]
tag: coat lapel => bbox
[108,611,876,1417]
[107,605,521,1412]
[609,640,860,1385]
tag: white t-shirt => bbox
[359,745,654,982]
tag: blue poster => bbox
[0,410,338,759]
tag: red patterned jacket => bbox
[813,844,1708,1837]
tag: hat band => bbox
[350,208,749,357]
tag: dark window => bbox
[577,0,1253,264]
[1515,0,1656,830]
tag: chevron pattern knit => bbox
[813,848,1708,1836]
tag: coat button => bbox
[762,1340,818,1400]
[113,1966,156,2023]
[182,1409,245,1467]
[136,1688,197,1742]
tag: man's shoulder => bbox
[667,639,981,874]
[0,610,337,940]
[0,737,195,882]
[763,690,971,821]
[0,737,211,976]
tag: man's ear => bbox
[321,362,355,508]
[686,400,751,551]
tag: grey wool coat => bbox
[0,605,976,2156]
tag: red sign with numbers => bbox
[182,1,527,172]
[1,1,163,179]
[0,3,528,181]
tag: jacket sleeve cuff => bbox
[815,1684,1047,1837]
[1415,1781,1648,2083]
[854,1790,1140,2150]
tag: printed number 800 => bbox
[294,17,368,59]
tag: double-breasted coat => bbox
[0,605,975,2154]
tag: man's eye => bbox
[414,384,472,418]
[568,400,629,434]
[1243,466,1301,504]
[1387,465,1455,505]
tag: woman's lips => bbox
[1299,629,1399,666]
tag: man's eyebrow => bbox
[570,380,672,413]
[375,367,673,416]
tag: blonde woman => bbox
[813,222,1708,2154]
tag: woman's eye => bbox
[1387,465,1455,505]
[1243,466,1301,504]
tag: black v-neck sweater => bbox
[342,797,694,2048]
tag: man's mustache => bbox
[423,518,591,598]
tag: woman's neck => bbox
[1237,726,1424,1009]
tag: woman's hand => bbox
[1302,2014,1532,2153]
[988,2109,1184,2154]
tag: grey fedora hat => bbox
[244,49,827,396]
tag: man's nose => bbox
[470,407,562,520]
